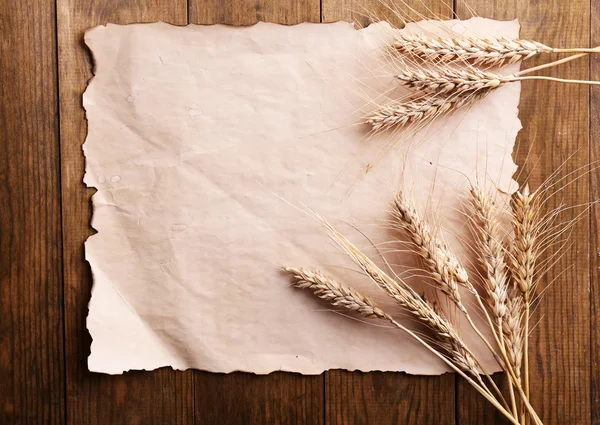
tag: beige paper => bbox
[84,18,521,374]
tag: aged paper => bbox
[84,18,521,374]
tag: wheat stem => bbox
[516,75,600,85]
[393,33,600,68]
[515,50,598,76]
[524,301,531,423]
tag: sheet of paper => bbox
[84,18,521,374]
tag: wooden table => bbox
[1,1,596,424]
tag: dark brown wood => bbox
[456,1,592,424]
[0,0,65,424]
[56,2,194,425]
[590,1,600,424]
[326,371,454,425]
[188,2,324,424]
[319,2,456,425]
[194,372,323,425]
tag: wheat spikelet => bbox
[510,187,539,299]
[366,96,451,131]
[393,192,472,311]
[503,287,524,380]
[393,34,552,67]
[365,91,486,132]
[469,186,509,320]
[284,267,388,319]
[395,67,513,95]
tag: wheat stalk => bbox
[395,67,510,95]
[367,66,600,131]
[396,66,600,100]
[509,186,540,409]
[287,189,548,424]
[284,266,521,424]
[393,34,552,67]
[317,219,483,372]
[469,186,520,417]
[510,187,539,299]
[393,34,600,68]
[285,265,477,372]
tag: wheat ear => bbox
[394,34,600,68]
[469,186,509,321]
[393,192,470,307]
[284,267,388,319]
[469,186,520,417]
[393,34,552,67]
[396,67,600,96]
[510,187,539,408]
[503,287,524,382]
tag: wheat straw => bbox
[510,187,539,408]
[395,67,512,95]
[393,34,552,67]
[393,34,600,68]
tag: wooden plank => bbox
[188,2,324,424]
[190,0,320,25]
[56,2,194,425]
[194,372,323,425]
[456,1,591,424]
[326,371,454,425]
[322,0,453,28]
[590,2,600,424]
[0,0,65,424]
[320,2,455,425]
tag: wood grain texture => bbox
[591,2,600,424]
[190,0,320,24]
[0,0,65,424]
[194,372,323,425]
[457,1,591,424]
[188,3,325,424]
[319,2,456,424]
[56,1,194,425]
[326,371,455,425]
[321,0,453,27]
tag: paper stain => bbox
[171,223,188,233]
[187,106,203,120]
